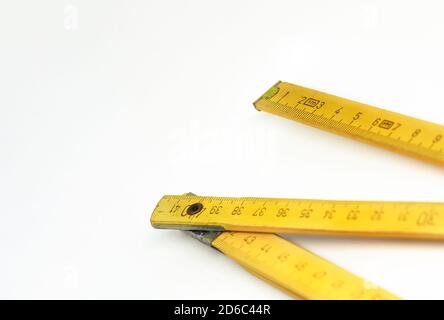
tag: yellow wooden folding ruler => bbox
[150,82,444,300]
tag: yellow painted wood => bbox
[254,81,444,166]
[151,195,444,240]
[212,231,399,300]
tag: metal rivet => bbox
[187,203,203,215]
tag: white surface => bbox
[1,0,444,299]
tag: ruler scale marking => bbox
[151,195,444,240]
[254,82,444,166]
[184,230,398,300]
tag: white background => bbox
[1,0,444,299]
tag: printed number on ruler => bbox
[151,195,444,240]
[254,81,444,166]
[212,231,399,300]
